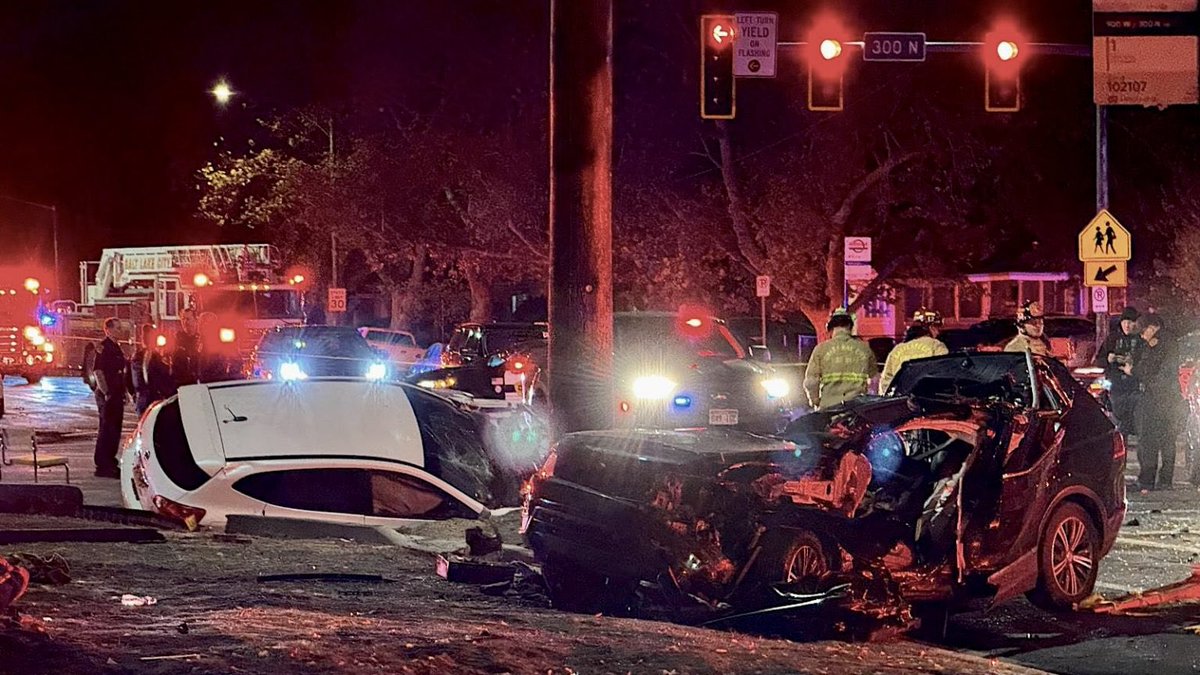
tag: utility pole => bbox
[548,0,614,433]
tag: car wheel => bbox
[1027,501,1099,611]
[780,530,836,593]
[541,555,634,615]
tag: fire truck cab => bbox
[0,271,56,384]
[74,245,306,364]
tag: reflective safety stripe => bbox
[821,373,869,384]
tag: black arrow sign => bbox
[1094,264,1118,283]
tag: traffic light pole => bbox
[1095,104,1111,343]
[548,0,614,435]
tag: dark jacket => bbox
[171,331,202,387]
[93,337,128,402]
[144,350,175,401]
[1097,329,1141,376]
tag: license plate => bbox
[709,409,739,426]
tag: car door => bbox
[978,361,1068,602]
[359,466,485,526]
[226,464,370,525]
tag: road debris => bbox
[257,573,390,584]
[1084,565,1200,614]
[0,558,30,612]
[119,594,158,607]
[3,553,70,585]
[436,554,516,585]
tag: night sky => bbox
[0,0,1192,295]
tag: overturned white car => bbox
[120,378,548,528]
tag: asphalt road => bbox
[2,377,1200,674]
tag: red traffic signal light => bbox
[700,15,736,119]
[806,16,849,112]
[983,24,1026,112]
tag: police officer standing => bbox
[1004,301,1052,357]
[93,317,128,478]
[880,309,949,392]
[803,308,878,411]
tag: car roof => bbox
[184,379,427,466]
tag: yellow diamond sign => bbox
[1079,209,1131,262]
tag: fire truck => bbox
[73,245,306,359]
[0,269,56,384]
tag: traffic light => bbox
[984,27,1025,112]
[700,15,736,119]
[807,19,848,111]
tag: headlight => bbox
[219,328,237,344]
[279,362,307,381]
[30,334,46,347]
[365,362,387,381]
[632,375,676,400]
[23,326,41,341]
[760,377,791,399]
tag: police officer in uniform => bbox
[1004,301,1052,357]
[171,308,202,388]
[93,317,128,478]
[803,308,878,410]
[880,309,949,392]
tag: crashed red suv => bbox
[523,353,1125,626]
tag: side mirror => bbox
[749,345,772,363]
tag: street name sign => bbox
[1078,209,1132,262]
[862,32,927,62]
[327,287,347,313]
[844,236,872,263]
[1084,260,1128,287]
[734,12,778,77]
[1093,0,1199,105]
[755,275,771,297]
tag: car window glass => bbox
[153,399,211,491]
[402,389,496,505]
[369,471,474,519]
[234,469,372,515]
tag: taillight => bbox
[152,495,206,530]
[1112,432,1127,461]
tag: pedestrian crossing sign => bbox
[1079,209,1131,262]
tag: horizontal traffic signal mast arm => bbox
[777,40,1090,57]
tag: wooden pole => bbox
[548,0,614,433]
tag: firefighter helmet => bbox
[827,307,855,332]
[911,308,943,327]
[1016,301,1044,325]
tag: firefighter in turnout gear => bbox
[880,309,950,393]
[1004,301,1052,357]
[803,308,878,410]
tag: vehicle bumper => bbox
[526,478,669,582]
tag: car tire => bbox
[23,373,42,385]
[541,555,634,615]
[1027,501,1099,611]
[777,530,838,593]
